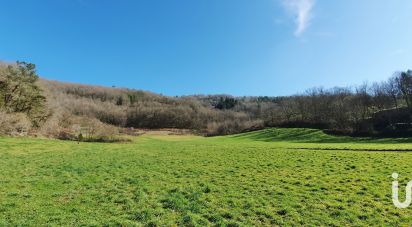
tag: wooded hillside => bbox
[1,61,412,140]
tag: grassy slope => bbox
[0,129,411,226]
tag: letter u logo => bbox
[392,173,412,209]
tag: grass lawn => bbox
[0,128,411,226]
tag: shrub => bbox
[39,110,75,139]
[0,111,32,136]
[72,118,120,142]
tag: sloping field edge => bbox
[287,147,412,152]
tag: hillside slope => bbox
[225,128,412,150]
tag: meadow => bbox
[0,128,412,226]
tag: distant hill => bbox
[1,61,412,140]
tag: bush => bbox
[72,118,120,142]
[39,110,75,139]
[40,111,124,142]
[0,111,32,136]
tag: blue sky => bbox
[0,0,411,96]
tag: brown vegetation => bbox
[1,60,412,140]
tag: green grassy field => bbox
[0,128,412,226]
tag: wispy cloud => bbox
[282,0,316,36]
[390,49,406,56]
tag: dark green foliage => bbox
[115,95,125,106]
[215,97,238,110]
[0,61,48,127]
[78,133,83,142]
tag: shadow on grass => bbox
[229,128,412,144]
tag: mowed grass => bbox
[0,129,412,226]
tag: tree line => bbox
[1,60,412,140]
[261,70,412,136]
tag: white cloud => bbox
[282,0,315,36]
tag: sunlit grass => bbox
[0,129,411,225]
